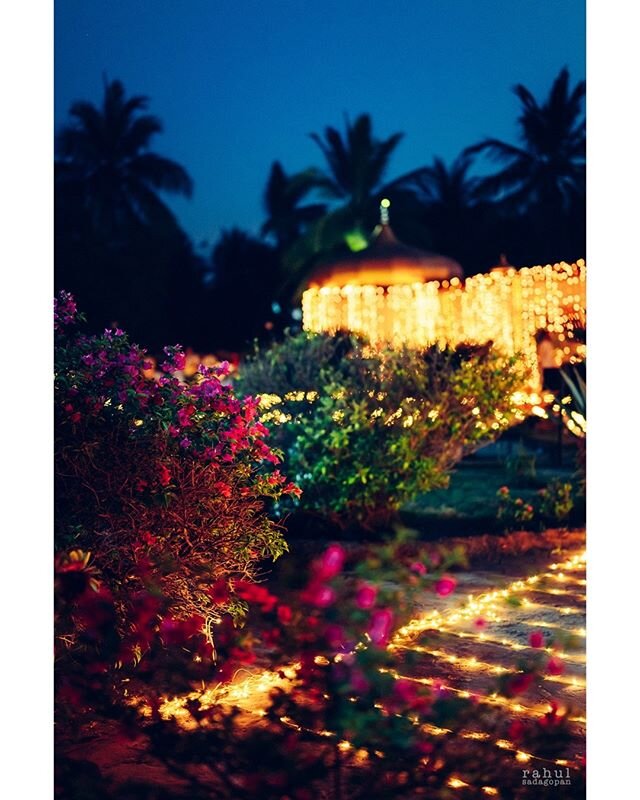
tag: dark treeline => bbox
[55,69,585,353]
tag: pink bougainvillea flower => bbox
[159,615,203,646]
[393,679,418,704]
[529,630,545,648]
[416,741,434,756]
[539,701,567,729]
[349,668,370,694]
[138,530,156,547]
[158,464,171,487]
[316,544,346,580]
[546,656,564,676]
[355,583,377,609]
[235,581,278,612]
[208,579,230,605]
[310,584,336,608]
[177,405,195,428]
[214,481,232,498]
[410,562,427,576]
[435,575,457,596]
[324,623,345,649]
[368,608,394,646]
[508,719,526,741]
[507,672,534,696]
[277,604,292,624]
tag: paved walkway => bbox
[389,546,586,765]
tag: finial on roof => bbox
[380,197,391,225]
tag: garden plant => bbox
[238,331,525,527]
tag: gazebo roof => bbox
[306,216,464,288]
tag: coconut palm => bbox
[56,78,193,235]
[309,113,404,224]
[393,152,483,213]
[261,161,327,250]
[464,67,585,213]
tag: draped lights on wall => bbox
[302,260,586,378]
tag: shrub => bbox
[56,535,582,799]
[54,291,293,632]
[538,480,575,524]
[237,332,525,525]
[496,486,536,529]
[496,481,575,530]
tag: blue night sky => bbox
[55,0,585,247]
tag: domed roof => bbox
[307,211,464,289]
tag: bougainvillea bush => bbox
[54,290,295,631]
[56,536,583,799]
[237,332,525,526]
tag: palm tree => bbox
[464,67,585,213]
[309,113,404,225]
[261,161,326,251]
[394,153,482,213]
[389,153,493,272]
[56,78,193,236]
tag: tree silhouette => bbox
[56,77,193,236]
[207,228,281,350]
[261,161,326,251]
[464,67,585,214]
[280,115,405,283]
[390,153,490,270]
[55,79,202,349]
[310,113,404,222]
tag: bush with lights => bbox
[237,332,525,527]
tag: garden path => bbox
[389,545,586,763]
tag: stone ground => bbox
[58,531,586,797]
[390,538,586,762]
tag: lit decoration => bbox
[146,549,585,776]
[302,260,586,387]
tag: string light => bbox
[138,549,585,780]
[302,261,586,387]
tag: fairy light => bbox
[135,548,585,780]
[302,261,586,387]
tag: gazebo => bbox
[301,201,586,380]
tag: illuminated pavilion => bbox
[302,201,586,380]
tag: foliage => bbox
[558,365,586,438]
[537,480,575,524]
[207,227,284,350]
[497,481,575,531]
[261,161,327,251]
[496,487,536,528]
[55,78,205,349]
[464,67,585,215]
[54,291,293,632]
[56,535,582,799]
[504,448,537,486]
[237,332,525,525]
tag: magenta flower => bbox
[324,624,345,649]
[435,575,457,597]
[547,656,564,676]
[355,583,377,609]
[315,545,345,580]
[529,630,544,648]
[368,609,393,646]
